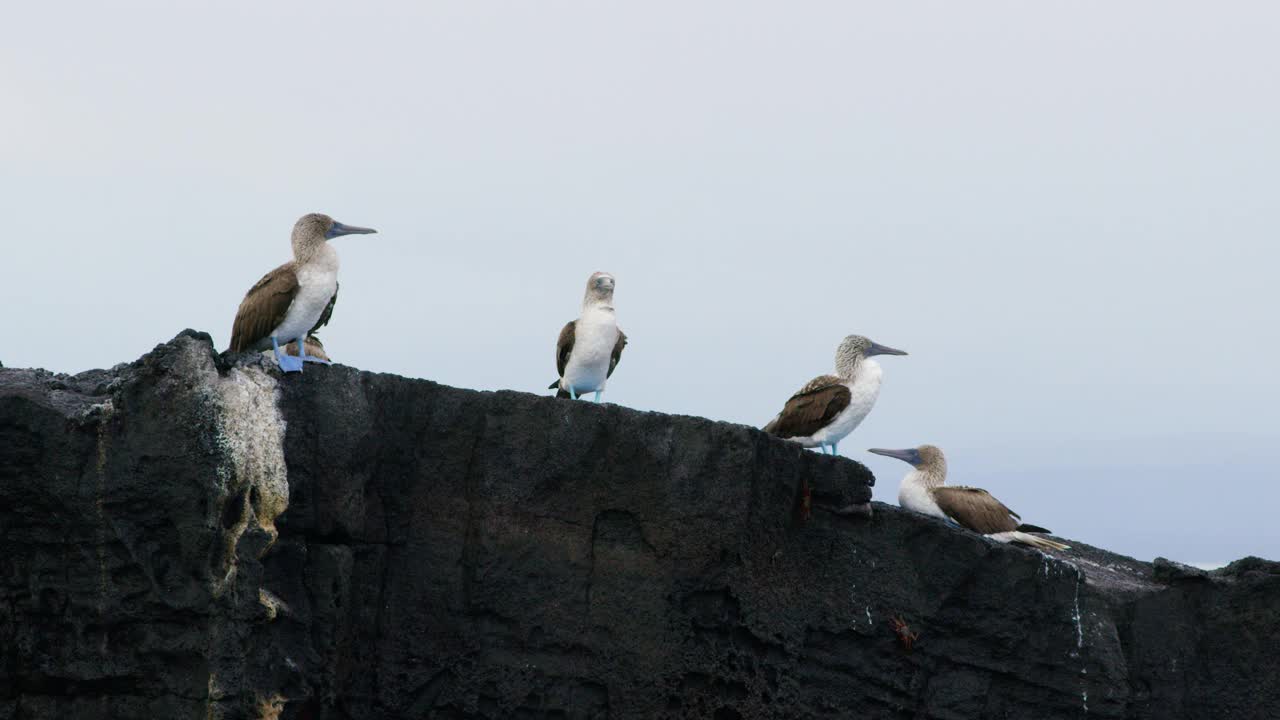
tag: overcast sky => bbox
[3,2,1276,566]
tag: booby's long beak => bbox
[867,341,907,357]
[868,448,919,465]
[326,221,378,239]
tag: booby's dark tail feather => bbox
[548,379,560,390]
[555,388,572,399]
[1016,523,1052,534]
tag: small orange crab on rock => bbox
[888,615,920,651]
[795,477,813,524]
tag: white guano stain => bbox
[1070,564,1088,714]
[1071,567,1084,650]
[208,366,289,595]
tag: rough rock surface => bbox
[1,332,1276,720]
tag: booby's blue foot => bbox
[294,339,329,365]
[831,442,839,456]
[593,391,602,403]
[569,386,579,400]
[272,337,303,374]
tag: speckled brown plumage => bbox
[931,486,1023,534]
[761,376,851,438]
[229,265,337,353]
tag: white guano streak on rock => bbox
[1072,566,1084,650]
[1071,563,1088,714]
[211,366,288,595]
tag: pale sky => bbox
[2,1,1276,565]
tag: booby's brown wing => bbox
[310,282,338,334]
[932,486,1020,534]
[607,329,627,378]
[762,375,851,438]
[548,320,576,388]
[229,262,298,352]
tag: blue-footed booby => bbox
[548,272,627,402]
[228,213,375,373]
[762,335,907,455]
[869,445,1070,551]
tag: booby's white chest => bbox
[809,360,884,445]
[562,306,619,393]
[898,472,948,520]
[273,247,339,343]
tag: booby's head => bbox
[291,213,377,258]
[868,445,946,475]
[583,271,617,307]
[835,334,907,377]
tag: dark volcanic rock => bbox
[1,333,1276,719]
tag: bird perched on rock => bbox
[869,445,1070,551]
[282,334,330,363]
[549,272,627,401]
[228,213,375,373]
[762,335,907,455]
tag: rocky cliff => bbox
[1,332,1276,720]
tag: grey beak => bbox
[868,448,917,464]
[326,221,378,239]
[867,341,908,357]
